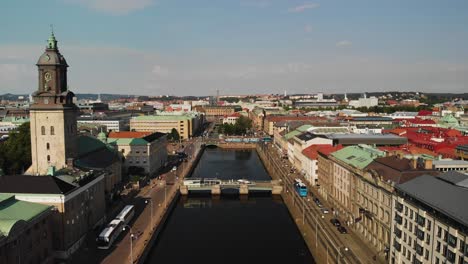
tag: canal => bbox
[145,148,315,264]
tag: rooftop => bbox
[0,194,51,236]
[332,145,386,169]
[0,175,77,195]
[133,115,192,121]
[396,172,468,227]
[108,131,153,138]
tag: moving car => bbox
[337,226,347,234]
[330,218,341,227]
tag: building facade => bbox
[0,174,106,260]
[107,131,167,175]
[0,194,54,264]
[391,172,468,264]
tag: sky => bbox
[1,0,468,96]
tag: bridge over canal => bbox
[180,178,283,195]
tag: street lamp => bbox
[122,225,134,264]
[316,214,325,248]
[145,198,154,229]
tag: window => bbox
[446,249,455,262]
[416,228,425,240]
[121,149,125,153]
[396,202,403,212]
[47,155,50,162]
[395,214,403,225]
[41,126,46,135]
[415,244,423,256]
[416,214,425,226]
[46,143,50,150]
[437,226,442,238]
[447,234,457,248]
[50,126,55,135]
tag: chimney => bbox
[424,159,433,170]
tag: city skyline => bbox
[1,0,468,95]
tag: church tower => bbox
[28,31,78,175]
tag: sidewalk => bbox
[259,144,384,264]
[101,141,202,264]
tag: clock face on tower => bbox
[44,72,52,82]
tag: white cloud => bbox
[1,44,467,95]
[288,3,320,13]
[336,40,352,47]
[63,0,154,15]
[304,24,313,33]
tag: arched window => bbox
[46,143,50,150]
[47,155,50,162]
[41,126,46,135]
[50,126,55,135]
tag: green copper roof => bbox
[283,125,312,140]
[107,138,149,146]
[97,131,107,142]
[332,145,385,170]
[283,130,301,140]
[47,31,57,49]
[133,115,191,121]
[0,194,51,237]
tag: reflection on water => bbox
[145,149,315,264]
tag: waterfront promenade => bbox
[257,143,384,264]
[102,140,202,264]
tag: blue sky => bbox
[1,0,467,95]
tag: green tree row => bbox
[0,122,32,175]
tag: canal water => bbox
[145,148,315,264]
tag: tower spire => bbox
[47,25,58,50]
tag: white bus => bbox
[97,219,123,249]
[115,205,135,225]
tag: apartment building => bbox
[0,173,106,260]
[391,172,468,264]
[0,194,54,264]
[130,114,202,140]
[107,131,167,175]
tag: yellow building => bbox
[130,114,202,140]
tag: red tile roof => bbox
[302,144,331,160]
[317,145,344,156]
[265,116,327,122]
[108,131,153,139]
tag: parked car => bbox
[321,208,330,214]
[330,218,341,227]
[172,166,177,171]
[337,226,347,234]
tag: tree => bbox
[0,122,31,174]
[218,116,253,136]
[167,128,180,141]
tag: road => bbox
[69,135,203,264]
[259,143,384,264]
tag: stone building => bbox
[130,114,203,140]
[107,131,167,175]
[391,172,468,264]
[0,173,106,260]
[0,194,54,264]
